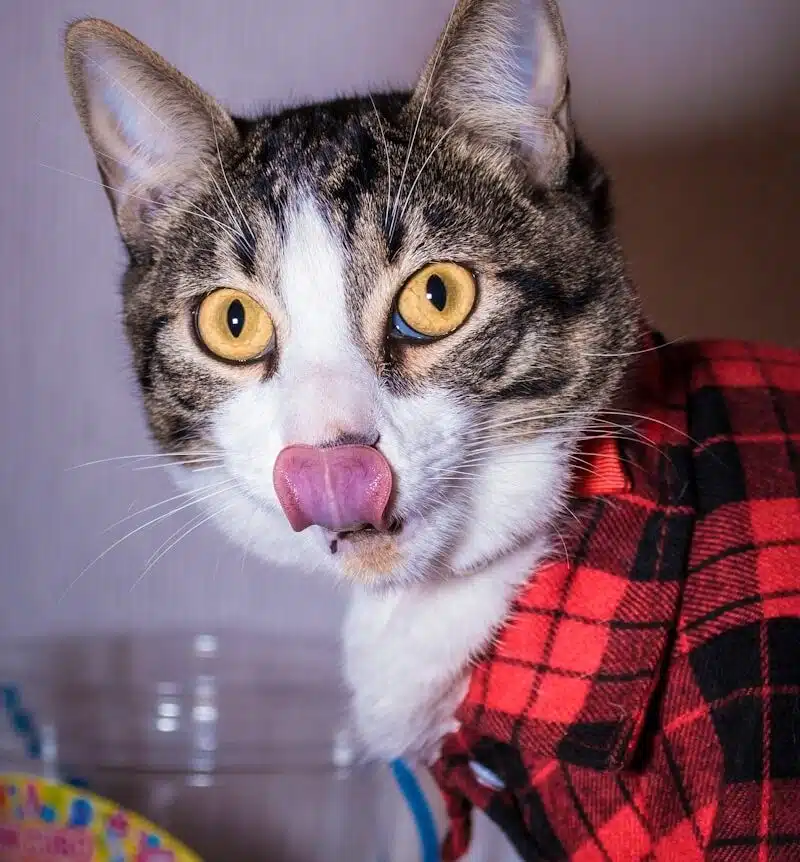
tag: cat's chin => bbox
[318,518,421,588]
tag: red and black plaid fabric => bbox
[431,333,800,861]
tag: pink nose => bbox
[273,444,393,533]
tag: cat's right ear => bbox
[413,0,574,188]
[64,19,238,250]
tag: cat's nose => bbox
[273,444,393,533]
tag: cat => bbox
[64,0,640,762]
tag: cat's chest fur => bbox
[343,538,551,761]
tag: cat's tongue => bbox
[273,445,393,533]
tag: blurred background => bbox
[0,2,797,859]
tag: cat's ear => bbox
[413,0,573,187]
[64,19,238,249]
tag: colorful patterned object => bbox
[0,774,202,861]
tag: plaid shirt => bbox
[432,334,800,861]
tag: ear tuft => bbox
[413,0,574,187]
[64,19,238,247]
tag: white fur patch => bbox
[343,539,552,761]
[276,201,383,446]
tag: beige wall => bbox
[610,107,800,347]
[562,0,800,346]
[1,0,798,640]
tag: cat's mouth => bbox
[326,519,404,555]
[325,518,405,555]
[320,518,410,583]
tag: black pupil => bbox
[426,274,447,312]
[227,299,245,338]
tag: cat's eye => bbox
[195,288,274,363]
[392,263,476,341]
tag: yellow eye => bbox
[195,288,274,363]
[394,262,476,340]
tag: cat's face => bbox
[65,1,639,588]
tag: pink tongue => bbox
[273,445,393,533]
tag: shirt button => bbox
[469,760,505,790]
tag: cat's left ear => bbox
[413,0,573,188]
[64,18,239,250]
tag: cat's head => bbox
[64,0,639,589]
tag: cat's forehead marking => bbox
[278,197,353,366]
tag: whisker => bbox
[424,455,563,477]
[468,407,608,429]
[465,421,606,440]
[388,0,460,240]
[461,434,607,454]
[435,467,596,492]
[71,50,242,245]
[131,456,224,472]
[428,466,479,481]
[466,412,673,457]
[40,163,239,239]
[92,144,243,243]
[369,94,392,230]
[128,502,236,594]
[436,461,596,481]
[239,509,259,578]
[463,437,570,459]
[552,524,570,569]
[457,449,591,468]
[461,432,634,460]
[445,450,640,478]
[68,451,222,470]
[432,448,625,482]
[559,503,583,529]
[60,483,237,601]
[431,463,578,485]
[467,406,690,448]
[76,48,166,130]
[210,112,256,244]
[599,410,696,445]
[102,477,238,534]
[201,127,245,239]
[584,336,686,358]
[397,113,463,226]
[141,508,208,570]
[202,161,246,240]
[466,411,592,435]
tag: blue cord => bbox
[1,683,85,788]
[389,759,440,862]
[2,684,42,761]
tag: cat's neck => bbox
[343,532,551,759]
